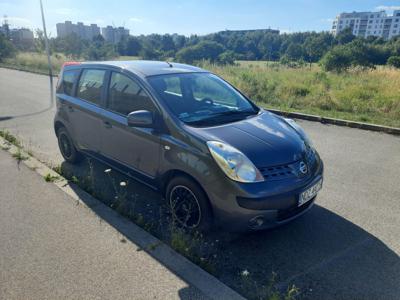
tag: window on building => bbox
[57,69,79,96]
[77,69,106,105]
[107,72,156,116]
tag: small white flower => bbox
[120,181,127,187]
[104,169,111,173]
[241,270,250,277]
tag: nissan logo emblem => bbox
[299,161,308,174]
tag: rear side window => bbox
[77,69,106,105]
[108,72,156,116]
[57,69,78,96]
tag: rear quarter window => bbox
[57,69,79,96]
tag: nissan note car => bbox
[54,60,323,232]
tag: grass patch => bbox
[43,173,60,182]
[0,130,21,147]
[12,148,28,162]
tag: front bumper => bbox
[206,158,324,232]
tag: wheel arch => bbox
[160,169,213,211]
[54,120,66,136]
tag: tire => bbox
[166,176,213,232]
[57,127,83,164]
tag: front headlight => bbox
[207,141,264,183]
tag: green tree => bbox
[0,33,16,62]
[84,34,116,60]
[218,50,236,65]
[320,45,352,72]
[387,56,400,68]
[124,36,142,56]
[176,41,225,64]
[336,27,355,45]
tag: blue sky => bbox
[1,0,400,36]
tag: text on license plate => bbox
[299,179,322,206]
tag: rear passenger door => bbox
[101,71,161,178]
[71,68,107,153]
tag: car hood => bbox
[188,111,307,167]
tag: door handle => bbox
[67,105,74,112]
[103,121,112,129]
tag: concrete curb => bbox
[267,109,400,136]
[0,136,245,300]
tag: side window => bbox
[108,72,156,116]
[77,69,106,105]
[57,69,78,96]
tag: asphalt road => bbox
[1,68,400,299]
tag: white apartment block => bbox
[101,26,129,44]
[56,21,101,40]
[332,10,400,40]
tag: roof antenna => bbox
[166,61,173,68]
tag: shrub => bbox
[320,45,352,72]
[387,56,400,68]
[0,33,16,62]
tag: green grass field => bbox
[2,53,399,128]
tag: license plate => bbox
[299,179,322,206]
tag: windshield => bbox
[148,73,259,126]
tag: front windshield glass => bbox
[148,73,259,126]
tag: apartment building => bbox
[56,21,100,40]
[332,10,400,40]
[101,26,129,44]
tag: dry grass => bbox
[204,62,400,127]
[2,52,68,74]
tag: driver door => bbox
[101,71,161,178]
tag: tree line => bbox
[1,27,400,71]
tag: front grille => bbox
[259,148,317,181]
[259,163,296,181]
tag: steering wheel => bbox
[199,98,214,106]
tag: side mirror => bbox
[127,110,153,128]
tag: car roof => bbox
[78,60,207,77]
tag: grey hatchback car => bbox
[55,60,323,232]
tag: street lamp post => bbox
[39,0,54,105]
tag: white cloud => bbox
[129,17,144,23]
[375,5,400,11]
[0,16,32,29]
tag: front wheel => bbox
[166,176,213,232]
[57,127,82,164]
